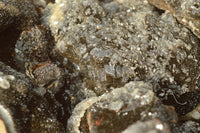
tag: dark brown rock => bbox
[0,1,19,32]
[0,61,68,132]
[67,81,178,133]
[0,0,39,31]
[15,25,54,64]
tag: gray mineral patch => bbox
[43,0,200,96]
[148,0,200,39]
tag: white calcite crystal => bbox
[0,72,14,89]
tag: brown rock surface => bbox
[67,81,177,133]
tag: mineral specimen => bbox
[148,0,200,39]
[172,121,200,133]
[0,0,199,132]
[181,103,200,121]
[0,61,69,132]
[42,0,200,99]
[14,25,65,89]
[30,61,61,88]
[67,81,177,133]
[15,25,54,65]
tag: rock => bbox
[181,103,200,121]
[15,26,65,89]
[15,25,54,65]
[42,0,200,101]
[0,0,40,67]
[0,81,68,133]
[0,0,200,132]
[67,81,178,133]
[0,1,19,32]
[27,91,67,133]
[122,119,171,133]
[0,61,31,132]
[31,61,61,87]
[148,0,200,39]
[0,61,32,93]
[0,61,69,132]
[172,120,200,133]
[32,0,46,8]
[0,0,39,31]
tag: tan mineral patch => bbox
[0,119,7,133]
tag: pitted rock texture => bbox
[0,61,68,132]
[148,0,200,39]
[15,26,65,88]
[42,0,200,98]
[0,0,200,132]
[67,81,178,133]
[15,25,54,65]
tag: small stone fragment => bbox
[32,0,46,8]
[31,61,61,87]
[0,0,200,132]
[15,25,54,65]
[14,25,64,89]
